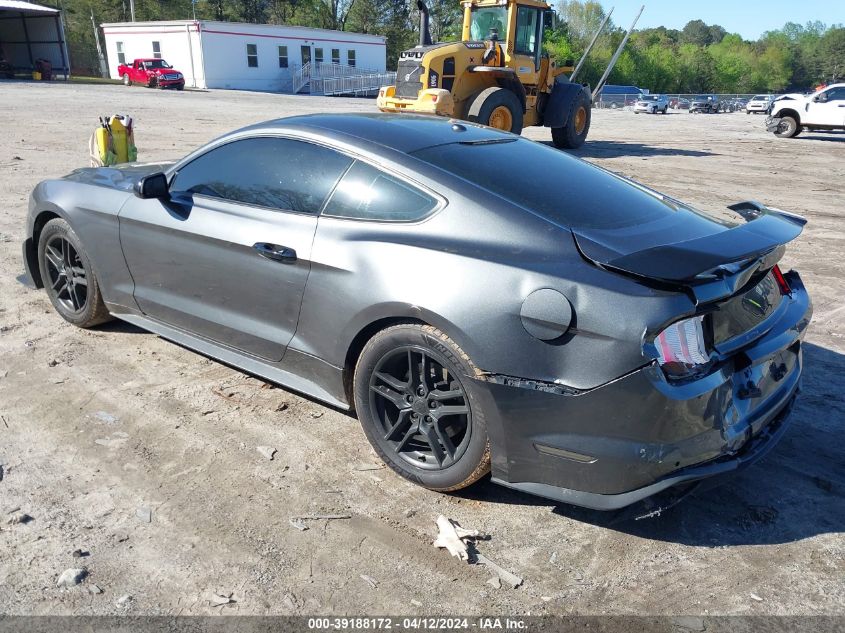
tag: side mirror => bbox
[543,10,555,29]
[814,93,827,103]
[134,172,170,199]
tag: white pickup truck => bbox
[767,83,845,138]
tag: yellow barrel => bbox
[32,71,41,80]
[95,126,111,165]
[109,116,129,163]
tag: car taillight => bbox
[654,316,711,378]
[772,264,791,295]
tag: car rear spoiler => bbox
[573,201,806,284]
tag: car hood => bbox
[64,162,175,192]
[572,201,806,284]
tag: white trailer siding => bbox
[102,22,204,87]
[101,20,385,91]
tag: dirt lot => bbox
[0,82,843,617]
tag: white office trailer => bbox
[101,20,387,92]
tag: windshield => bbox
[752,95,768,100]
[470,6,507,40]
[694,95,711,101]
[640,95,658,101]
[144,60,171,69]
[411,138,720,230]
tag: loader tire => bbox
[467,87,524,135]
[551,90,591,149]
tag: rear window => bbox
[411,138,683,229]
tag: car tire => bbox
[122,73,131,86]
[774,115,801,138]
[37,218,112,328]
[551,89,591,150]
[353,324,491,492]
[467,87,524,135]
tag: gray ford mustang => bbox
[21,113,812,510]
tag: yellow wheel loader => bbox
[377,0,642,149]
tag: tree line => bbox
[56,0,843,92]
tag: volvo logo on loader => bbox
[376,0,644,150]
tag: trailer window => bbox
[315,48,324,64]
[152,41,161,59]
[347,50,356,67]
[116,41,125,65]
[470,6,507,41]
[332,48,340,64]
[278,45,288,68]
[246,43,258,68]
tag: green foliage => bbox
[50,0,845,86]
[546,1,841,93]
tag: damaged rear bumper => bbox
[470,271,811,510]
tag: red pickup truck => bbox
[118,58,185,90]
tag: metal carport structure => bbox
[0,0,69,78]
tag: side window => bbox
[246,43,258,68]
[323,161,437,222]
[171,137,353,215]
[825,88,845,101]
[515,7,539,56]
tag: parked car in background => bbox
[118,58,185,90]
[746,95,773,114]
[21,113,812,511]
[671,98,690,110]
[690,95,720,113]
[634,94,669,114]
[767,83,845,138]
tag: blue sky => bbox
[603,0,844,40]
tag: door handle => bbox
[253,242,296,263]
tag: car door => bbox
[118,136,352,362]
[804,87,845,126]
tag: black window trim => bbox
[319,158,446,224]
[168,134,353,217]
[168,133,447,224]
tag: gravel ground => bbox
[0,82,843,617]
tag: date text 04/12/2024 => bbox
[306,617,528,631]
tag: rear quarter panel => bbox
[294,165,695,391]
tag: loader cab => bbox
[463,0,551,79]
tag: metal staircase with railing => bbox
[291,61,396,97]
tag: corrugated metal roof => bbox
[0,0,59,14]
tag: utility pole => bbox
[90,9,109,78]
[129,0,135,22]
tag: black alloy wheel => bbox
[37,218,111,328]
[368,345,471,470]
[43,235,89,314]
[354,324,490,491]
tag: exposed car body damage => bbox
[21,113,812,509]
